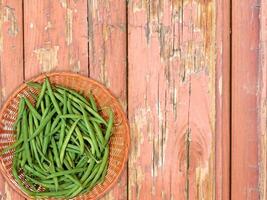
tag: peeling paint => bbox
[4,182,11,200]
[195,163,209,200]
[44,21,52,30]
[0,4,19,53]
[30,22,34,29]
[131,0,216,82]
[66,8,73,45]
[102,191,116,200]
[34,46,59,72]
[103,24,111,41]
[59,0,67,9]
[3,6,18,36]
[129,166,145,200]
[70,57,81,72]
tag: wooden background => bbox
[0,0,265,200]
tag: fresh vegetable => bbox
[1,77,113,199]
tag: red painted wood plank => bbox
[87,1,127,199]
[24,0,88,78]
[128,0,217,199]
[259,0,267,199]
[232,0,260,199]
[0,0,25,199]
[215,0,230,199]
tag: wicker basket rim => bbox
[0,72,130,200]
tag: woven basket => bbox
[0,72,130,200]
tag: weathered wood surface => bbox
[128,0,217,199]
[88,0,128,199]
[216,0,230,199]
[0,0,25,199]
[259,0,267,200]
[0,0,237,199]
[232,0,260,199]
[24,0,88,78]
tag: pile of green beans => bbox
[2,78,114,198]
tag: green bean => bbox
[58,120,66,150]
[28,90,38,101]
[22,110,32,166]
[25,175,55,190]
[64,174,82,186]
[56,87,88,105]
[50,114,61,130]
[13,145,24,155]
[40,101,45,114]
[32,164,49,176]
[66,152,74,168]
[23,97,42,121]
[31,190,70,198]
[60,119,80,164]
[46,168,85,179]
[41,103,51,120]
[26,81,42,89]
[48,150,59,191]
[0,138,23,156]
[12,160,35,196]
[63,90,67,114]
[46,78,62,115]
[92,121,105,146]
[70,152,77,162]
[60,114,82,119]
[13,98,25,128]
[67,98,73,114]
[99,160,108,184]
[66,147,80,155]
[45,94,51,107]
[83,136,96,155]
[81,160,95,183]
[28,109,56,141]
[71,164,101,198]
[6,78,115,198]
[36,81,47,108]
[46,123,61,137]
[29,113,45,171]
[84,146,101,163]
[104,109,114,145]
[60,113,104,125]
[42,120,51,154]
[80,104,100,158]
[35,143,51,165]
[40,176,68,184]
[76,156,88,168]
[32,112,39,128]
[75,127,84,154]
[51,137,61,169]
[89,92,97,111]
[58,95,67,148]
[88,146,109,188]
[24,164,46,179]
[69,95,107,125]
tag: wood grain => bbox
[0,0,25,199]
[259,0,267,199]
[232,0,260,199]
[128,0,217,199]
[87,0,128,199]
[24,0,88,78]
[215,0,230,199]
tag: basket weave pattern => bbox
[0,72,130,200]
